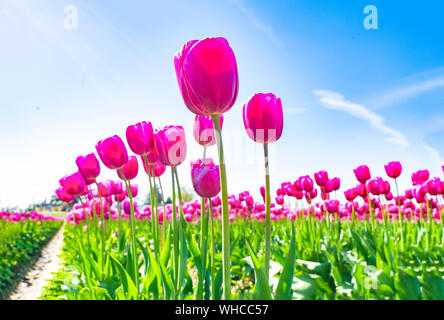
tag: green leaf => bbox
[275,222,297,300]
[422,269,444,300]
[109,254,138,300]
[246,241,272,300]
[395,268,421,300]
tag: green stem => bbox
[211,114,231,300]
[119,170,140,298]
[263,143,271,284]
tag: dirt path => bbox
[9,225,65,300]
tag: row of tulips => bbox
[54,36,443,299]
[0,212,63,298]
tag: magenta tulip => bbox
[384,161,402,179]
[155,126,187,167]
[117,156,139,180]
[55,187,75,203]
[59,172,86,197]
[353,165,371,185]
[314,171,328,187]
[174,38,238,115]
[142,159,166,178]
[243,93,283,144]
[126,121,155,156]
[412,170,430,186]
[193,115,224,147]
[191,158,221,198]
[96,135,128,170]
[76,153,101,181]
[331,177,341,191]
[344,188,358,202]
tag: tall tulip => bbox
[174,38,238,116]
[243,92,283,284]
[175,37,238,299]
[412,170,430,186]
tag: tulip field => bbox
[3,37,444,301]
[0,212,62,299]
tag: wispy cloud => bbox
[369,68,444,109]
[229,0,283,47]
[313,90,409,147]
[284,107,306,114]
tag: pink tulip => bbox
[55,187,75,203]
[174,37,238,115]
[314,171,328,187]
[412,170,430,186]
[76,153,101,182]
[193,115,224,147]
[143,159,166,178]
[344,188,358,202]
[276,195,284,205]
[331,177,341,191]
[301,176,314,192]
[384,161,402,179]
[126,121,155,156]
[96,135,128,170]
[191,158,221,198]
[353,165,371,185]
[155,126,187,167]
[118,156,139,181]
[243,93,284,144]
[59,172,86,197]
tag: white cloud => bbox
[369,68,444,109]
[313,90,409,147]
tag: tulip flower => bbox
[155,126,187,167]
[191,158,221,198]
[412,170,430,186]
[354,165,371,185]
[96,135,128,170]
[243,93,283,144]
[193,115,224,147]
[143,159,166,178]
[59,172,86,197]
[301,176,314,193]
[55,187,75,203]
[76,153,101,182]
[242,92,284,284]
[344,188,358,202]
[126,121,155,156]
[331,177,341,191]
[314,171,328,187]
[117,156,139,181]
[384,161,402,179]
[174,37,238,116]
[175,37,239,299]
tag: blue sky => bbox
[0,0,443,209]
